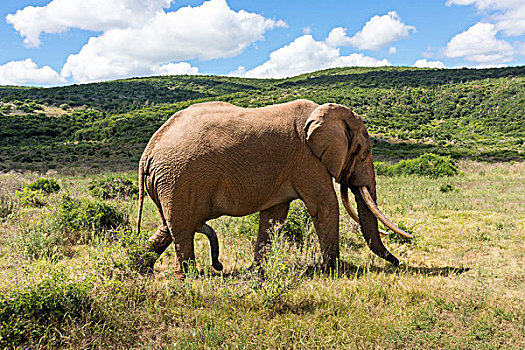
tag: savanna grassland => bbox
[0,66,524,349]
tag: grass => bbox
[0,161,523,349]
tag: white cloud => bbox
[154,62,199,76]
[447,0,525,36]
[444,22,514,64]
[239,35,389,79]
[389,47,397,55]
[325,27,353,48]
[0,59,65,86]
[59,0,282,82]
[326,12,415,50]
[6,0,173,47]
[413,59,446,69]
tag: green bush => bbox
[25,177,60,193]
[375,153,460,178]
[14,187,46,207]
[58,195,127,233]
[283,201,312,245]
[89,175,138,200]
[0,272,100,348]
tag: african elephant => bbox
[136,99,411,277]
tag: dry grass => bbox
[0,161,523,349]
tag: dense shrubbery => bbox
[375,153,460,178]
[25,177,60,193]
[14,187,47,207]
[58,195,127,233]
[0,272,100,348]
[89,175,138,199]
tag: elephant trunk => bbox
[341,184,399,266]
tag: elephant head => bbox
[304,103,412,266]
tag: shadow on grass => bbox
[303,260,470,279]
[207,260,470,280]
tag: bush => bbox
[282,201,312,245]
[14,187,46,207]
[0,272,100,348]
[375,153,460,178]
[58,195,127,233]
[256,228,306,309]
[89,175,138,200]
[25,177,60,193]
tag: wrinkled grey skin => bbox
[136,99,398,277]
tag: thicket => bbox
[58,195,127,233]
[89,175,138,200]
[0,272,101,348]
[375,153,460,178]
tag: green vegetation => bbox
[375,153,460,178]
[0,162,523,349]
[89,174,138,199]
[24,177,60,193]
[0,272,101,348]
[1,66,524,172]
[58,195,127,234]
[0,66,523,348]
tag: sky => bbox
[1,0,525,86]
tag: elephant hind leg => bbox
[148,223,173,256]
[197,224,223,271]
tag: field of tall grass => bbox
[0,160,523,349]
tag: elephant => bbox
[136,99,412,277]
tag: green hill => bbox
[1,66,524,172]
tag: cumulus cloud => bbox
[444,22,514,64]
[447,0,525,36]
[0,59,65,86]
[237,35,389,79]
[326,12,415,50]
[154,62,199,76]
[6,0,173,47]
[413,59,446,68]
[58,0,282,82]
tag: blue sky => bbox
[1,0,524,86]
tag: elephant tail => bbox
[137,160,145,234]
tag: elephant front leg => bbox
[254,202,291,265]
[300,191,340,271]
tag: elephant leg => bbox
[170,230,196,279]
[148,223,173,256]
[299,189,340,271]
[254,202,291,264]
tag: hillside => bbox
[1,66,524,172]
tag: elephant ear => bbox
[304,103,350,180]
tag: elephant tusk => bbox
[340,185,389,236]
[359,186,413,238]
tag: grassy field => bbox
[1,160,523,349]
